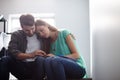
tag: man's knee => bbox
[0,56,10,62]
[35,56,45,63]
[0,56,9,80]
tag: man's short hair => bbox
[19,14,35,27]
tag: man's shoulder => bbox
[12,30,23,35]
[12,30,25,37]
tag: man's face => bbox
[22,25,35,37]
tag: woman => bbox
[35,20,87,80]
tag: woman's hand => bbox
[46,53,55,57]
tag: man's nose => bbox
[40,33,44,37]
[29,30,34,34]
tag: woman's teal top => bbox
[50,29,87,78]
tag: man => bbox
[8,14,46,80]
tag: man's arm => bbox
[8,32,22,59]
[8,32,46,60]
[17,50,46,60]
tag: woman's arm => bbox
[65,34,80,59]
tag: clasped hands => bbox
[31,50,55,57]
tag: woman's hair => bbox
[35,19,58,32]
[35,19,58,53]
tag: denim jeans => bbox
[45,56,86,80]
[8,56,45,80]
[0,56,9,80]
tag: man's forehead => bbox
[22,25,35,30]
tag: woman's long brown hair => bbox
[35,19,58,54]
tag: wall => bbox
[90,0,120,80]
[0,22,4,32]
[0,0,90,77]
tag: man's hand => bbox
[32,50,46,57]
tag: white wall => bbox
[90,0,120,80]
[0,0,90,77]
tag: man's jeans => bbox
[0,56,9,80]
[45,56,86,80]
[8,56,45,80]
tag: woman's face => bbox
[36,25,50,38]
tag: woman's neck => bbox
[50,31,58,43]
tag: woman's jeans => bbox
[45,56,86,80]
[8,56,45,80]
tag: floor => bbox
[9,73,17,80]
[9,73,92,80]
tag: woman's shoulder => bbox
[58,29,71,38]
[58,29,71,34]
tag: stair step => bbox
[67,78,92,80]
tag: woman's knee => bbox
[52,57,62,62]
[50,57,62,68]
[45,57,52,63]
[81,68,86,78]
[45,57,53,61]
